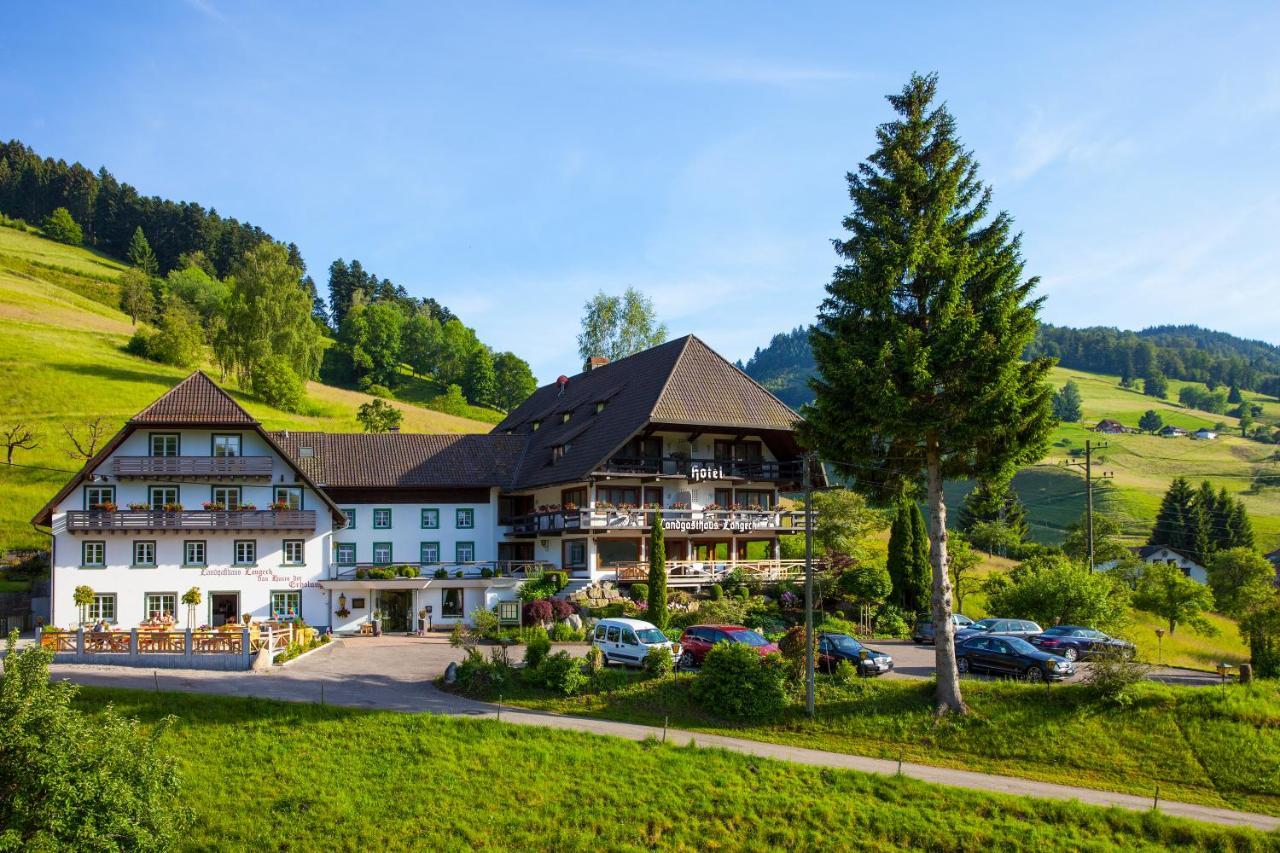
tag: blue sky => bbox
[7,2,1280,381]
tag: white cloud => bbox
[1002,113,1135,183]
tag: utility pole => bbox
[1066,439,1114,572]
[803,450,815,718]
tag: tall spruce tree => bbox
[647,512,668,629]
[802,73,1055,714]
[1227,499,1255,550]
[1051,380,1083,422]
[957,480,1028,542]
[127,226,158,276]
[886,503,914,609]
[1150,476,1196,551]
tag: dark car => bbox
[677,624,780,668]
[817,632,894,677]
[1029,625,1136,662]
[955,635,1075,683]
[911,614,974,644]
[954,618,1044,643]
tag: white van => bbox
[592,617,681,667]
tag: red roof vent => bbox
[556,375,569,396]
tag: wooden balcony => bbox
[65,509,316,532]
[330,560,554,581]
[509,507,809,536]
[595,455,804,482]
[610,558,815,586]
[112,456,275,480]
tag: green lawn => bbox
[72,686,1275,851]
[474,674,1280,818]
[0,227,494,551]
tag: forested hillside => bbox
[0,139,536,416]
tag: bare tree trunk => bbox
[927,437,967,715]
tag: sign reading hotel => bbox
[689,463,725,482]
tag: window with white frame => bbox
[342,508,356,529]
[420,541,440,563]
[150,433,179,457]
[145,593,177,620]
[271,591,300,620]
[282,539,305,565]
[85,486,115,510]
[455,508,474,529]
[149,486,179,509]
[88,593,116,622]
[274,487,302,510]
[455,541,475,563]
[233,540,257,566]
[335,543,356,565]
[211,434,242,457]
[373,508,392,529]
[372,542,392,565]
[184,540,206,567]
[82,540,105,567]
[211,486,241,508]
[132,541,156,567]
[420,508,439,529]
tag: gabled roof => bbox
[1135,544,1205,567]
[31,371,344,527]
[271,432,528,488]
[493,335,802,490]
[131,371,257,425]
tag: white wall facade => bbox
[329,488,499,570]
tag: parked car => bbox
[817,632,894,677]
[677,624,779,668]
[1028,625,1136,662]
[911,613,975,644]
[592,618,680,667]
[954,618,1043,643]
[954,635,1075,683]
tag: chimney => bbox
[388,426,400,433]
[586,356,609,371]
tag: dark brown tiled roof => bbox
[493,335,801,490]
[131,372,258,425]
[271,431,528,488]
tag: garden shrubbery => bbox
[523,628,552,669]
[690,641,788,720]
[644,645,674,676]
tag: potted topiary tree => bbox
[73,584,95,627]
[182,587,202,629]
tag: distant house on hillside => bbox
[1136,545,1208,584]
[1268,549,1280,584]
[1095,419,1127,434]
[1160,425,1188,438]
[1192,428,1218,440]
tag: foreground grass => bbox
[73,687,1273,851]
[477,674,1280,819]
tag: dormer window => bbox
[595,402,606,414]
[532,420,541,432]
[561,412,571,424]
[552,444,568,461]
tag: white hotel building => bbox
[35,336,816,633]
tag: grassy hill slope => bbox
[0,225,493,550]
[947,364,1280,551]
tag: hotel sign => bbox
[689,463,725,483]
[664,516,774,533]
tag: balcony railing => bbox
[509,507,809,536]
[112,456,275,479]
[609,558,815,585]
[595,455,804,482]
[330,560,555,581]
[66,509,316,532]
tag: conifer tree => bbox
[803,74,1054,714]
[957,480,1028,542]
[127,226,158,276]
[1150,476,1195,551]
[886,503,914,609]
[1051,380,1083,422]
[1227,499,1255,550]
[907,503,932,614]
[647,512,668,629]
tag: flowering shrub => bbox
[780,591,800,610]
[128,503,149,511]
[202,501,225,511]
[548,597,577,621]
[269,501,290,512]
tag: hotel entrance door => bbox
[377,590,413,633]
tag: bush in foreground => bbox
[0,632,190,848]
[690,641,788,720]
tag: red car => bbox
[677,624,779,669]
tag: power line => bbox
[0,459,83,476]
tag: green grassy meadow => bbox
[477,673,1280,819]
[0,225,493,550]
[946,365,1280,550]
[74,686,1277,851]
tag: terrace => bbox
[509,506,809,536]
[38,621,299,670]
[111,455,275,480]
[65,509,317,532]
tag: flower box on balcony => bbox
[203,501,226,511]
[127,503,149,511]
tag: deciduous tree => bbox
[1138,410,1164,434]
[1206,547,1275,618]
[983,554,1130,633]
[493,351,537,411]
[1,422,39,464]
[803,73,1056,714]
[119,268,154,325]
[357,398,404,433]
[1134,561,1215,635]
[41,206,82,244]
[577,287,667,365]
